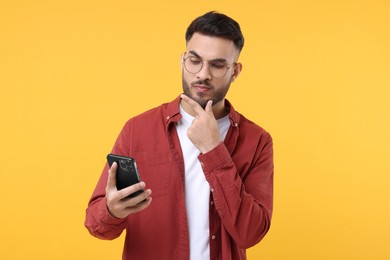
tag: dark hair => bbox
[185,11,244,51]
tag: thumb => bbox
[106,162,117,192]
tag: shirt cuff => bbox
[198,143,232,174]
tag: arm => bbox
[180,94,273,248]
[84,163,128,240]
[199,134,273,248]
[85,122,152,240]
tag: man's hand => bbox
[105,162,152,219]
[180,94,222,153]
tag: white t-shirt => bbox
[176,105,230,260]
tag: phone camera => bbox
[119,160,127,169]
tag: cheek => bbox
[182,71,194,85]
[226,70,234,81]
[214,78,231,89]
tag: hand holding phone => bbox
[105,154,152,218]
[107,154,144,199]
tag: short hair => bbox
[185,11,244,52]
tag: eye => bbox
[189,57,202,65]
[210,62,226,69]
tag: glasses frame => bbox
[182,52,237,79]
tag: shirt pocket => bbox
[134,152,173,198]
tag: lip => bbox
[193,84,210,92]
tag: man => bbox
[85,11,273,260]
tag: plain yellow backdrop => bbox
[1,0,389,259]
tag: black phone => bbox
[107,154,144,199]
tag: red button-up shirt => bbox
[85,96,274,260]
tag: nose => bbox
[196,63,212,80]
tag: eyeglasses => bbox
[183,52,236,79]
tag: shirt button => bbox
[210,188,214,192]
[211,235,216,240]
[166,116,170,120]
[210,201,214,205]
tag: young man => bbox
[85,11,274,260]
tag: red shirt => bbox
[85,96,274,260]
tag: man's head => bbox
[181,11,244,111]
[185,11,244,53]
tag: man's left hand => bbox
[180,94,222,154]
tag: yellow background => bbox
[1,0,389,259]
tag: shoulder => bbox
[239,115,272,148]
[122,97,179,129]
[227,99,271,142]
[240,113,270,136]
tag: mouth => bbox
[192,83,211,92]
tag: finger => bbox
[205,99,214,116]
[106,162,117,192]
[180,94,206,115]
[125,196,153,214]
[117,181,146,200]
[123,188,152,206]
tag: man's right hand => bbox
[105,162,152,219]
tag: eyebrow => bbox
[188,50,228,63]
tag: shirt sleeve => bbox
[84,121,132,240]
[84,164,128,240]
[198,132,274,248]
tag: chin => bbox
[189,93,209,109]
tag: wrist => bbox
[200,141,222,154]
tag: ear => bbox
[180,53,185,70]
[231,62,243,82]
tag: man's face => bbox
[182,33,241,108]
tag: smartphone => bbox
[107,154,144,199]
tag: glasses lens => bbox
[184,55,230,78]
[184,56,202,74]
[209,61,228,78]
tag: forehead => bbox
[186,33,239,61]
